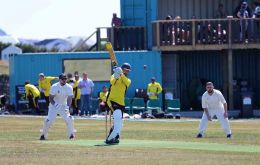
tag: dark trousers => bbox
[28,96,39,114]
[80,95,91,115]
[72,99,81,115]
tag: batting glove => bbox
[113,67,123,75]
[113,73,120,79]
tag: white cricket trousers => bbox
[107,109,123,140]
[198,108,231,135]
[41,105,75,139]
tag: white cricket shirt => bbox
[202,89,226,110]
[50,82,73,105]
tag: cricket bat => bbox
[105,42,118,67]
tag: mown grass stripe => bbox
[43,140,260,153]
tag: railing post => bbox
[96,28,101,51]
[156,22,160,48]
[227,16,232,49]
[192,20,196,48]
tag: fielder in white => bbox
[197,82,232,138]
[40,73,75,140]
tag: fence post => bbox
[156,22,160,48]
[192,20,196,48]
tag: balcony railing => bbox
[97,26,146,51]
[152,18,260,51]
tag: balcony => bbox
[152,18,260,51]
[96,26,146,51]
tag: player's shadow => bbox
[94,143,118,147]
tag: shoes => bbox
[196,133,203,138]
[105,139,119,145]
[227,134,232,139]
[39,135,45,140]
[69,134,75,140]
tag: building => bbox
[8,0,260,113]
[1,45,22,61]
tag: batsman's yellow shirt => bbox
[107,74,131,107]
[38,77,57,96]
[99,91,108,102]
[73,80,81,100]
[147,82,162,99]
[25,84,40,98]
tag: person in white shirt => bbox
[39,73,75,140]
[78,72,94,116]
[197,82,232,139]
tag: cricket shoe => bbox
[105,138,120,145]
[69,134,75,140]
[39,135,46,140]
[227,134,232,139]
[196,133,203,138]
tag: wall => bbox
[9,51,161,107]
[157,0,242,19]
[162,51,225,110]
[120,0,158,49]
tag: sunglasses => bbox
[61,78,67,81]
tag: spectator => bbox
[66,73,74,86]
[98,86,108,112]
[38,73,58,107]
[237,1,250,42]
[147,77,162,100]
[111,13,123,50]
[253,2,260,38]
[111,13,122,27]
[24,81,40,114]
[234,0,252,18]
[72,72,81,115]
[162,15,173,45]
[78,72,94,116]
[215,3,227,18]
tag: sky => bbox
[0,0,120,40]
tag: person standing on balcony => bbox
[111,13,123,50]
[253,2,260,39]
[162,15,173,45]
[111,13,122,27]
[237,1,249,42]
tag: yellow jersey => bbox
[73,80,81,100]
[147,82,162,99]
[99,91,108,102]
[107,74,131,107]
[38,76,57,96]
[25,84,40,98]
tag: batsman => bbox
[105,62,131,144]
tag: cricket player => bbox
[197,82,232,138]
[39,73,75,140]
[99,86,108,112]
[147,77,162,100]
[24,81,40,114]
[105,63,131,144]
[38,73,58,106]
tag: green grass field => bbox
[1,116,260,165]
